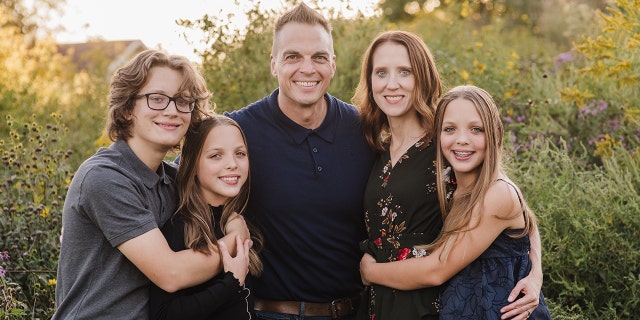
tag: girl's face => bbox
[439,98,486,180]
[370,42,416,120]
[196,125,249,206]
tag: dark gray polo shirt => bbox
[53,140,178,319]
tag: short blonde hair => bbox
[272,2,333,55]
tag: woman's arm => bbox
[360,217,507,290]
[500,224,543,320]
[360,181,523,290]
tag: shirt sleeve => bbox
[79,164,158,247]
[148,271,247,320]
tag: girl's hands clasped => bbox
[219,235,252,286]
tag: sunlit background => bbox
[51,0,379,62]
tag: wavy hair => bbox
[352,30,442,152]
[106,49,212,148]
[175,115,263,276]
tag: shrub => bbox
[0,113,72,319]
[510,139,640,318]
[1,251,28,318]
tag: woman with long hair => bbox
[359,85,551,319]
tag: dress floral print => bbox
[359,136,443,319]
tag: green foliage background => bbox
[2,0,639,318]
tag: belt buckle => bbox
[330,297,351,319]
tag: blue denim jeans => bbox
[255,310,357,320]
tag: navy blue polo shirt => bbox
[226,89,375,302]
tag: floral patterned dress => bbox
[359,137,443,320]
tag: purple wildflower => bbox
[554,50,574,70]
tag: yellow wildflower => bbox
[40,206,51,218]
[473,59,486,74]
[504,89,518,99]
[594,134,621,158]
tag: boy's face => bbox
[128,66,192,154]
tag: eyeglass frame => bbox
[134,92,196,113]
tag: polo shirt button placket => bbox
[308,140,322,174]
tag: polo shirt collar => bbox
[268,89,338,144]
[111,140,170,188]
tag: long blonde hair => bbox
[419,85,536,262]
[175,115,263,276]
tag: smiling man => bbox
[225,3,375,319]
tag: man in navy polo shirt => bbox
[226,3,375,319]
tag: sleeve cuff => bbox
[222,271,244,294]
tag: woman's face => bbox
[196,124,249,206]
[370,42,416,120]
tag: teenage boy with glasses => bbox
[53,50,249,320]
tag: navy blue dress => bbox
[439,180,552,320]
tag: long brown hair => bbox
[352,30,442,152]
[419,85,537,262]
[175,115,263,276]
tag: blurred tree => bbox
[378,0,547,28]
[179,0,278,112]
[379,0,606,47]
[1,0,65,42]
[180,0,386,111]
[1,0,106,168]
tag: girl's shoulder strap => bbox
[496,178,525,216]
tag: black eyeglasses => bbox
[134,93,196,113]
